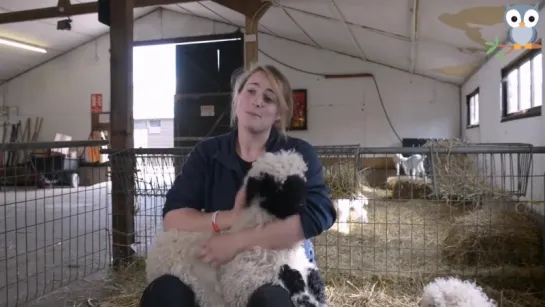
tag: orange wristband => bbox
[211,210,220,233]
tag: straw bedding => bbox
[442,209,543,267]
[93,196,545,307]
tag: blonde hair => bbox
[230,64,294,134]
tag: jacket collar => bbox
[214,126,284,173]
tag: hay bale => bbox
[422,139,511,203]
[442,210,543,267]
[322,160,362,199]
[386,177,433,199]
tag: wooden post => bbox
[109,0,136,268]
[244,3,271,69]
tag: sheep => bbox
[219,149,328,307]
[394,153,427,181]
[420,276,497,307]
[335,194,368,234]
[145,226,225,307]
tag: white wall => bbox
[0,8,460,147]
[461,8,545,210]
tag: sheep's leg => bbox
[336,199,350,234]
[401,164,408,177]
[190,255,225,306]
[410,168,416,180]
[419,164,428,182]
[395,163,400,176]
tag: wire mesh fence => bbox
[0,140,110,307]
[96,142,545,306]
[312,143,545,286]
[103,147,194,260]
[102,143,545,284]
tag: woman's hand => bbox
[233,185,247,210]
[215,186,247,230]
[199,232,247,267]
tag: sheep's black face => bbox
[245,174,307,219]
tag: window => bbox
[148,120,161,127]
[148,119,161,134]
[466,88,479,128]
[501,50,542,122]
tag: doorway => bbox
[133,44,176,149]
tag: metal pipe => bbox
[358,146,545,154]
[0,140,108,150]
[329,0,367,61]
[409,0,419,74]
[101,147,194,155]
[101,145,545,155]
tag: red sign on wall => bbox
[91,94,103,113]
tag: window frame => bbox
[466,88,480,129]
[500,48,542,122]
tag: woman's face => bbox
[235,71,281,134]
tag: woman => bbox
[140,64,336,307]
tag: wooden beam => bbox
[109,0,136,268]
[0,0,194,24]
[243,1,271,69]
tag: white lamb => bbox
[145,224,224,307]
[335,194,368,234]
[219,149,327,307]
[420,276,497,307]
[394,153,427,181]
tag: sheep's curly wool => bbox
[420,276,497,307]
[220,149,327,307]
[145,230,224,307]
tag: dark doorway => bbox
[174,32,244,147]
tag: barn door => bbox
[174,33,244,148]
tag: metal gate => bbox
[173,31,244,148]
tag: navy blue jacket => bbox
[162,128,336,261]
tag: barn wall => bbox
[461,7,545,212]
[134,118,174,148]
[1,8,460,146]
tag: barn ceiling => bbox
[0,0,541,85]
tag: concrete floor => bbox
[0,183,166,307]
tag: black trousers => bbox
[140,274,295,307]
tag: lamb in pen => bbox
[420,276,497,307]
[393,153,428,181]
[335,194,368,234]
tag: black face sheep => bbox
[219,149,328,307]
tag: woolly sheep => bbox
[145,226,224,307]
[420,276,497,307]
[219,149,327,307]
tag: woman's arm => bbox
[162,143,239,232]
[235,141,336,251]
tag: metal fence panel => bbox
[0,140,110,307]
[102,148,193,259]
[314,142,545,286]
[103,143,545,296]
